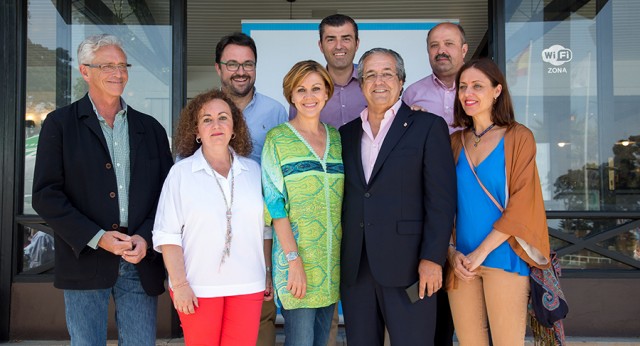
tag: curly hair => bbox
[174,89,253,158]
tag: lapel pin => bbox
[403,122,408,127]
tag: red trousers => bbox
[171,291,263,346]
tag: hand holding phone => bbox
[405,280,420,304]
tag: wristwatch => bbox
[285,251,299,262]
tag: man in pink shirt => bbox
[340,48,456,346]
[402,22,468,135]
[402,22,468,345]
[289,14,367,129]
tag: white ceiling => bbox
[186,0,489,66]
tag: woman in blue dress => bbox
[447,58,550,346]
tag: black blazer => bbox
[32,94,173,295]
[340,102,456,288]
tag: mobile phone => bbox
[405,280,420,304]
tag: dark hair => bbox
[427,22,467,45]
[319,14,359,41]
[452,58,515,129]
[357,48,406,83]
[174,89,252,158]
[282,60,334,107]
[215,32,257,64]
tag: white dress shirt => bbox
[153,147,265,298]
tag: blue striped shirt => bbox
[87,96,130,249]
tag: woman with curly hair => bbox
[153,89,270,345]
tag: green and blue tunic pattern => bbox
[262,122,343,309]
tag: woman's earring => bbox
[231,133,236,140]
[195,137,201,144]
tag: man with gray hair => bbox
[339,48,456,345]
[33,34,172,345]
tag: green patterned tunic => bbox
[261,122,343,309]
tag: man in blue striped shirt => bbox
[33,34,173,345]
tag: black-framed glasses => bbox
[83,63,131,73]
[219,60,256,72]
[363,72,397,83]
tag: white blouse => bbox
[153,147,265,298]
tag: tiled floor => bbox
[2,333,639,345]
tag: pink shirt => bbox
[360,100,403,183]
[402,74,461,134]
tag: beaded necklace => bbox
[472,123,496,147]
[206,153,234,270]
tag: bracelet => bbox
[448,243,456,249]
[172,281,189,289]
[265,266,272,272]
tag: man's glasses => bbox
[219,61,256,72]
[83,63,131,74]
[363,72,397,83]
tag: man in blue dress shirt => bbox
[214,32,287,346]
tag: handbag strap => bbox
[461,131,504,213]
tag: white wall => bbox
[243,19,452,110]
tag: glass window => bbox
[23,0,172,216]
[505,0,640,272]
[504,0,640,212]
[22,225,55,274]
[548,218,640,269]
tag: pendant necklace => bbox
[208,153,234,270]
[472,123,496,147]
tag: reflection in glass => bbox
[504,0,640,212]
[560,249,633,270]
[596,228,640,260]
[553,218,634,238]
[549,218,640,269]
[22,225,55,273]
[550,236,570,250]
[23,1,59,215]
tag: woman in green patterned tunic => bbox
[261,60,343,346]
